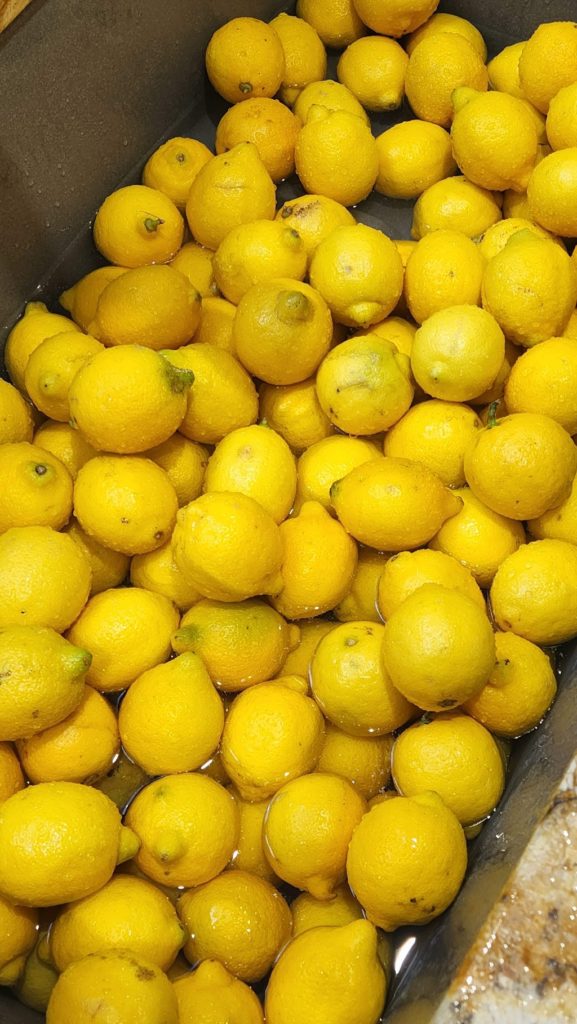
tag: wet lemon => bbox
[528,147,577,238]
[529,474,577,545]
[46,951,178,1024]
[270,11,327,106]
[291,885,363,937]
[411,305,505,402]
[203,424,296,523]
[0,441,73,533]
[260,378,334,452]
[334,548,391,624]
[412,175,501,239]
[33,422,97,479]
[144,433,208,507]
[404,230,484,324]
[276,194,355,265]
[142,137,212,207]
[355,316,417,360]
[0,379,34,444]
[91,264,201,348]
[66,519,129,596]
[0,526,91,632]
[407,12,487,59]
[490,538,577,646]
[230,790,278,883]
[205,17,285,104]
[377,549,484,621]
[5,301,81,392]
[505,336,577,434]
[317,726,393,800]
[519,21,577,114]
[295,108,378,207]
[337,36,408,112]
[163,343,258,444]
[93,183,184,267]
[278,619,337,679]
[0,896,37,986]
[384,400,481,488]
[316,336,413,435]
[451,88,539,192]
[293,78,369,127]
[170,242,216,297]
[296,0,365,48]
[59,266,128,332]
[296,435,381,512]
[546,81,577,149]
[173,960,264,1024]
[487,40,526,98]
[214,220,306,305]
[476,217,556,261]
[0,742,25,804]
[130,542,199,611]
[23,331,102,422]
[405,33,488,127]
[375,120,455,200]
[216,97,299,183]
[195,296,236,351]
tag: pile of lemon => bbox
[3,1,577,1022]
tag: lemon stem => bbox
[239,82,253,94]
[487,401,499,429]
[143,215,164,233]
[276,290,312,324]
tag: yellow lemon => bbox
[195,296,236,351]
[464,411,577,520]
[0,379,33,444]
[519,21,577,113]
[205,17,285,104]
[502,187,532,219]
[271,501,358,620]
[0,441,73,532]
[429,485,526,588]
[490,538,577,646]
[59,266,128,332]
[163,343,258,443]
[331,456,462,551]
[310,621,415,736]
[215,97,300,183]
[546,81,577,149]
[472,339,520,406]
[465,631,556,739]
[0,896,37,986]
[296,0,365,48]
[65,518,129,596]
[295,109,378,207]
[291,885,363,936]
[260,378,334,452]
[221,676,324,801]
[186,143,276,251]
[270,11,327,106]
[0,526,91,632]
[0,742,25,804]
[73,454,179,554]
[529,473,577,545]
[13,929,59,1011]
[404,230,484,323]
[144,433,208,507]
[337,36,408,112]
[382,584,495,710]
[67,586,179,692]
[407,12,487,59]
[92,264,201,348]
[142,137,212,208]
[346,793,467,930]
[118,653,224,775]
[125,773,238,888]
[359,0,440,34]
[375,120,456,200]
[0,782,138,907]
[5,301,81,392]
[230,789,278,882]
[405,33,488,127]
[487,40,526,98]
[528,147,577,237]
[173,960,264,1024]
[276,194,356,265]
[384,400,481,488]
[505,336,577,434]
[266,920,386,1024]
[173,492,283,603]
[170,242,216,297]
[296,435,381,512]
[412,175,501,239]
[334,548,391,624]
[477,216,556,261]
[392,712,505,826]
[278,619,337,678]
[411,305,505,402]
[234,278,332,385]
[173,599,299,692]
[355,316,417,360]
[130,542,199,611]
[69,346,192,453]
[377,549,484,622]
[16,685,118,785]
[317,726,393,799]
[179,870,291,983]
[93,184,184,267]
[204,424,296,522]
[450,88,539,192]
[316,337,413,435]
[46,951,178,1024]
[34,421,97,479]
[263,773,366,899]
[214,220,307,305]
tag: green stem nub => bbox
[276,290,312,324]
[487,401,499,429]
[164,363,194,395]
[239,82,253,94]
[143,215,164,233]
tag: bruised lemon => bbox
[276,194,355,265]
[316,336,413,435]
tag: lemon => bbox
[13,930,58,1011]
[206,425,296,522]
[186,143,276,251]
[66,519,129,596]
[0,782,138,906]
[295,109,378,208]
[278,619,337,678]
[234,278,332,386]
[173,598,299,691]
[0,379,34,444]
[206,17,285,104]
[0,441,73,533]
[230,789,278,883]
[33,421,96,479]
[528,148,577,237]
[464,411,577,520]
[215,97,299,183]
[382,584,495,711]
[292,885,363,937]
[375,120,456,200]
[119,653,224,775]
[412,175,501,239]
[450,88,539,193]
[310,621,415,736]
[411,305,505,402]
[377,549,484,622]
[407,12,487,59]
[46,951,178,1024]
[270,12,327,107]
[266,920,386,1024]
[170,242,216,297]
[94,184,184,267]
[23,331,102,422]
[487,40,526,98]
[173,492,283,603]
[0,742,25,804]
[346,793,467,930]
[473,339,521,406]
[69,346,192,453]
[0,895,37,986]
[221,676,325,801]
[5,301,81,392]
[334,549,391,624]
[356,315,417,360]
[384,400,481,488]
[165,342,259,444]
[331,456,462,551]
[429,485,526,588]
[67,586,178,693]
[126,773,238,888]
[519,21,577,114]
[405,33,488,127]
[195,296,236,351]
[144,433,208,507]
[260,378,334,452]
[529,473,577,545]
[392,712,505,826]
[546,82,577,149]
[505,336,577,434]
[179,870,291,983]
[92,264,201,349]
[59,266,128,331]
[490,538,577,646]
[74,454,178,554]
[316,337,413,435]
[214,220,306,305]
[173,960,264,1024]
[0,525,91,632]
[317,726,393,800]
[296,0,365,48]
[142,136,212,207]
[477,217,556,261]
[404,230,484,324]
[502,188,532,219]
[130,541,199,611]
[337,36,408,112]
[296,435,381,512]
[276,194,356,265]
